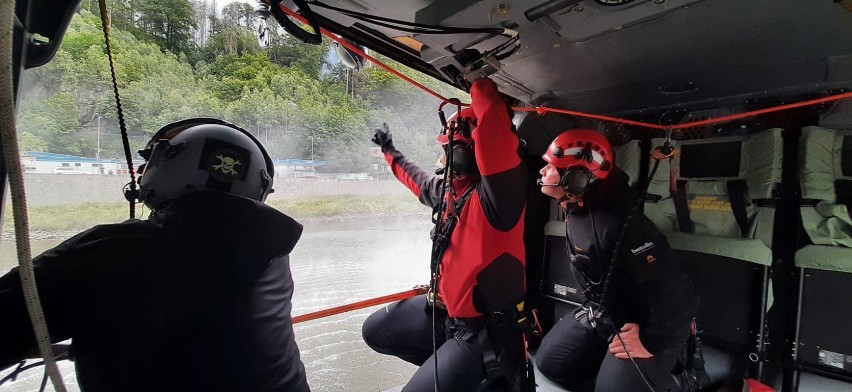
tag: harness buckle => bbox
[426,289,447,310]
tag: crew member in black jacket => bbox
[535,129,698,391]
[0,119,310,392]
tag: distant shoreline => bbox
[1,210,431,242]
[2,194,427,236]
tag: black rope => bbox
[429,100,458,392]
[0,361,27,385]
[98,4,138,219]
[587,157,664,392]
[38,370,48,392]
[0,350,72,387]
[598,159,661,307]
[614,328,657,392]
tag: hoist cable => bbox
[98,0,138,219]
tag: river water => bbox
[0,216,434,392]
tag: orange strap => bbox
[292,286,429,324]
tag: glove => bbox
[470,78,511,120]
[371,123,395,153]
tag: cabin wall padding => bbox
[613,140,641,187]
[798,126,852,247]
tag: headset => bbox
[539,129,614,199]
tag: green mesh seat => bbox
[794,126,852,378]
[643,129,783,383]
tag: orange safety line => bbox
[273,2,451,103]
[514,106,669,130]
[292,286,428,324]
[269,3,852,130]
[670,91,852,129]
[517,91,852,130]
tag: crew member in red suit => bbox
[362,78,529,392]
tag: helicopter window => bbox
[680,141,742,178]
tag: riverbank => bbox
[2,194,429,240]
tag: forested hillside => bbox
[16,0,463,171]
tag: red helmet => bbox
[436,108,476,145]
[542,129,613,180]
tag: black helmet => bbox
[138,118,274,210]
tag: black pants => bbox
[536,315,682,392]
[362,294,489,392]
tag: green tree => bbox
[200,53,278,101]
[136,0,197,54]
[221,2,256,29]
[17,92,87,155]
[15,9,465,174]
[205,26,261,56]
[19,132,48,152]
[267,29,331,79]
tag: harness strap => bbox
[476,303,535,392]
[480,331,504,385]
[727,180,751,237]
[672,180,695,233]
[430,184,477,274]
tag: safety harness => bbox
[563,136,711,392]
[431,191,536,392]
[428,99,471,309]
[426,101,536,392]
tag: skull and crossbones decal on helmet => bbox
[207,149,245,182]
[213,154,242,175]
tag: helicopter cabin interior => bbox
[5,0,852,391]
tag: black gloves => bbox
[371,123,395,153]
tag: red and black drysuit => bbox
[535,168,699,391]
[362,79,528,392]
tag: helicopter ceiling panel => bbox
[296,0,852,113]
[19,0,852,114]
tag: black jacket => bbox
[0,191,310,392]
[565,168,699,354]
